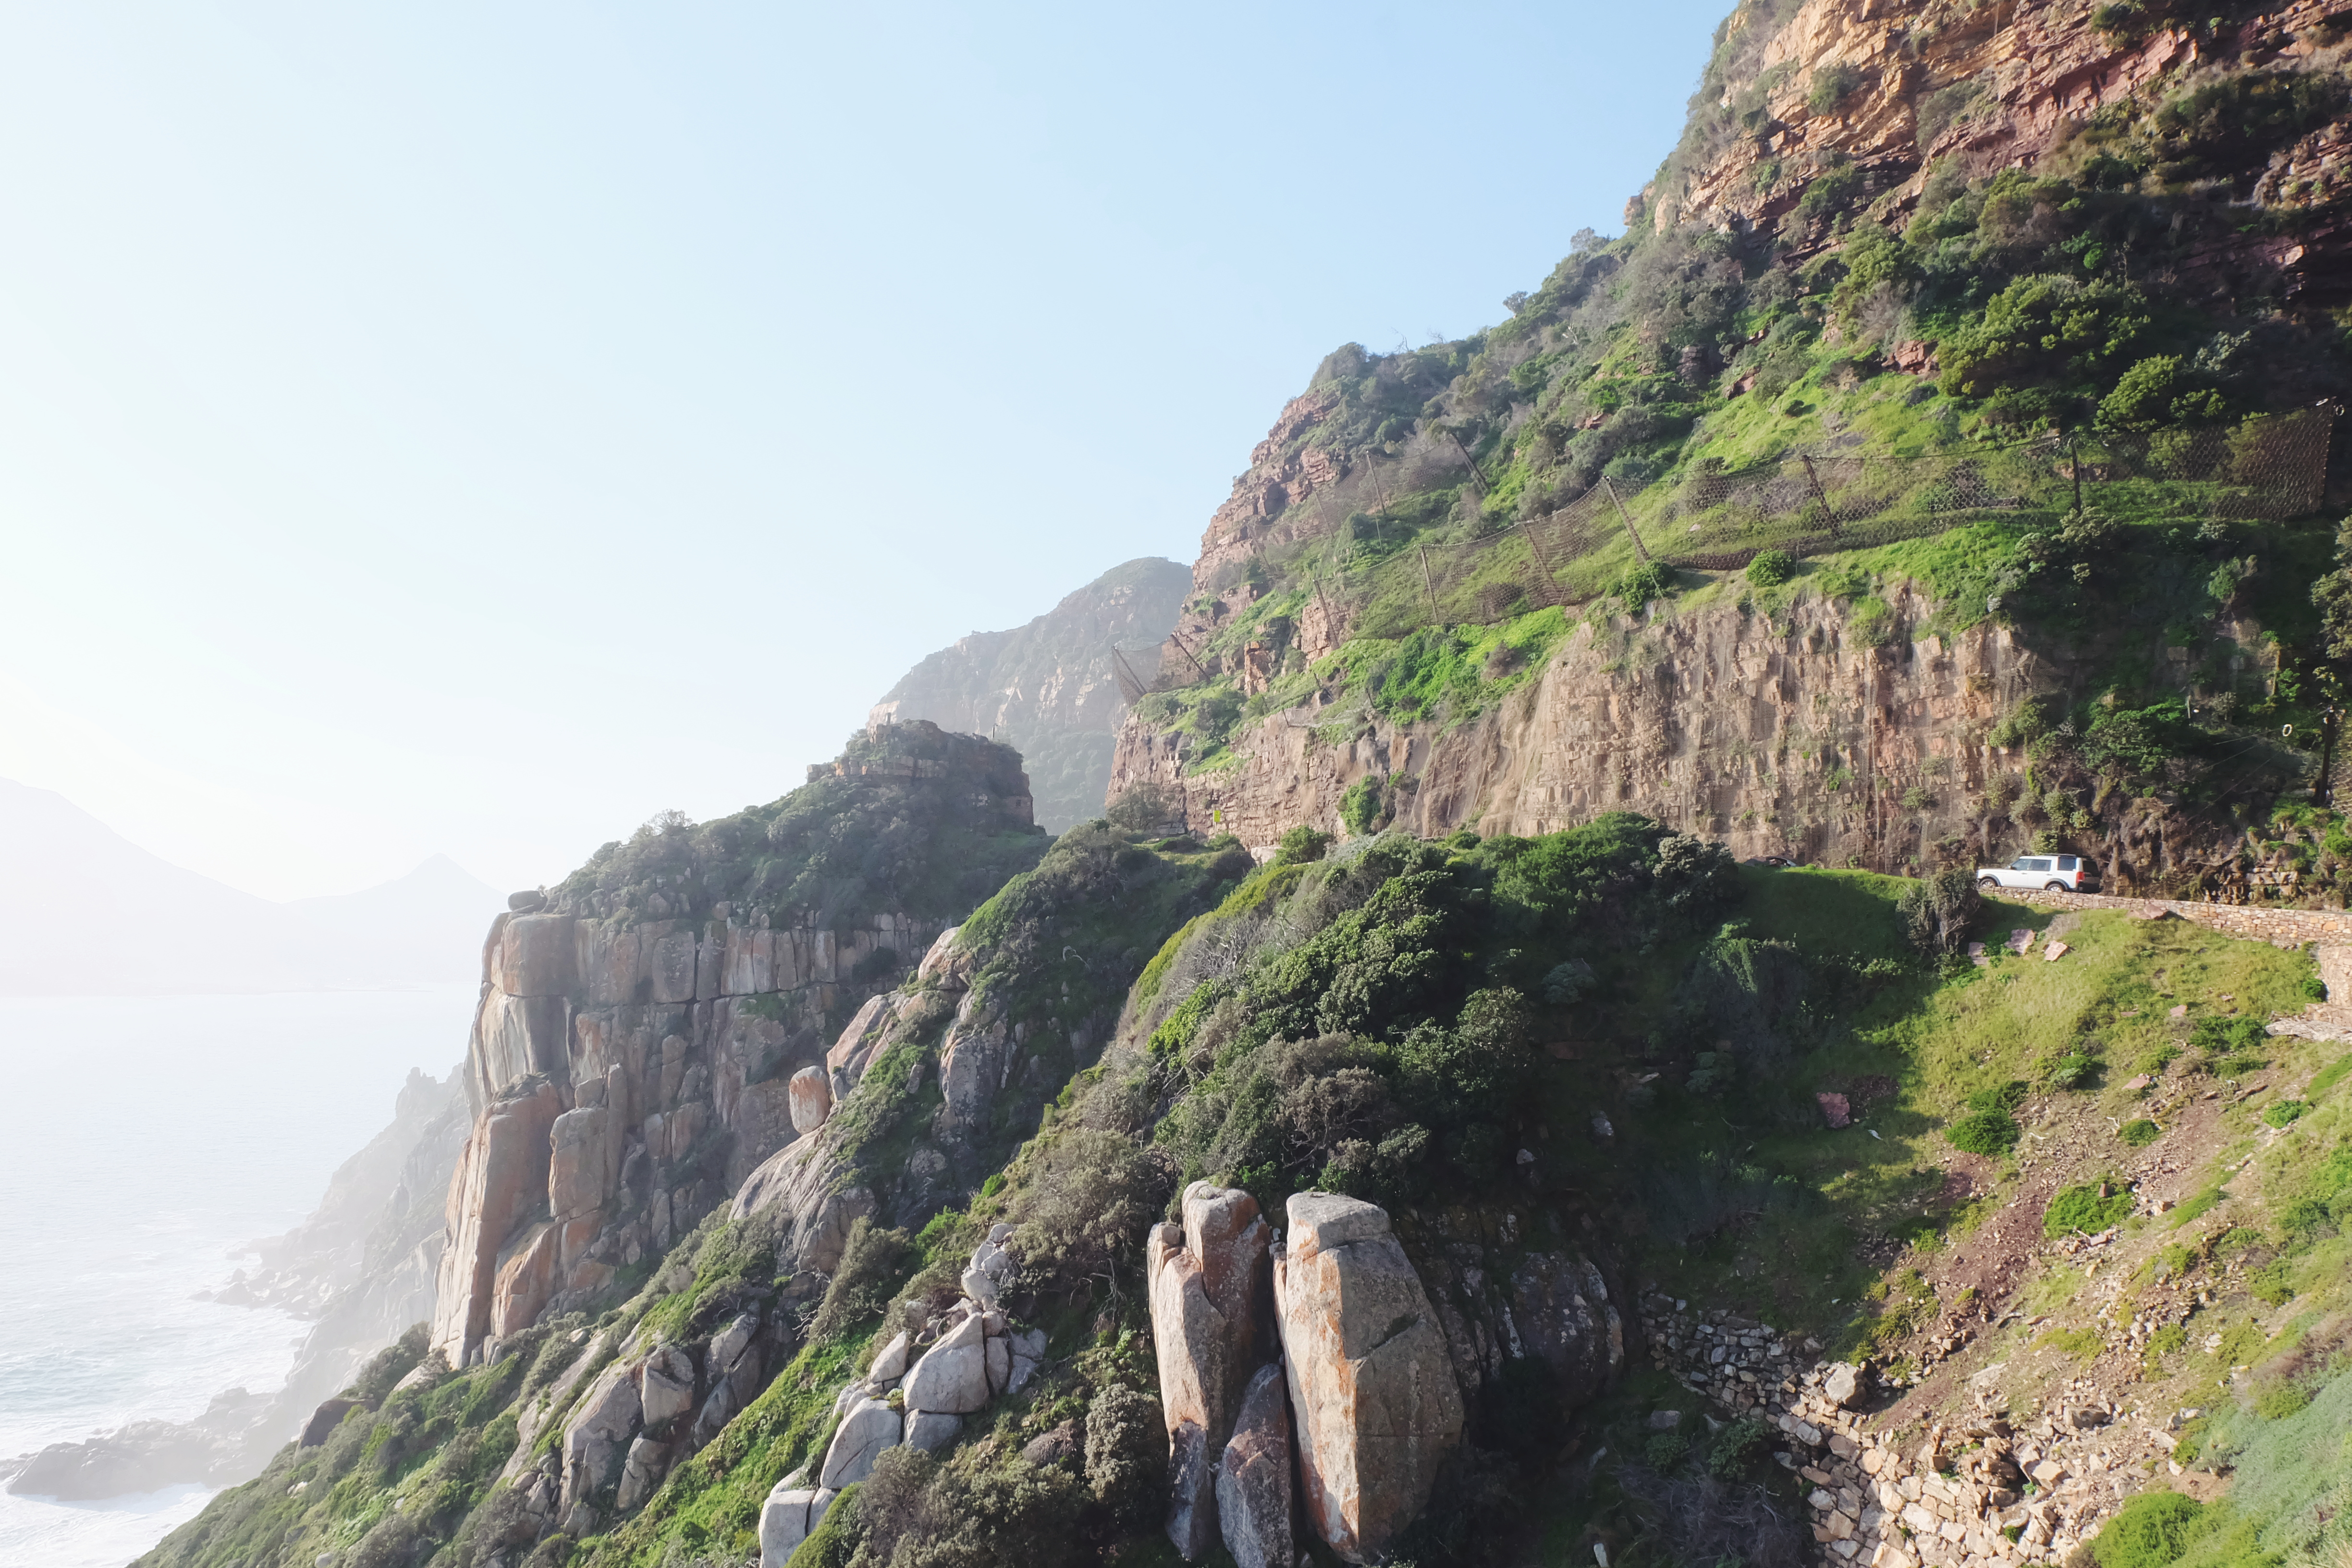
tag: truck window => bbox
[2058,856,2076,870]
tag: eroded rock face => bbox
[1217,1365,1295,1568]
[903,1313,991,1414]
[430,1079,563,1360]
[1148,1182,1273,1560]
[1274,1193,1464,1565]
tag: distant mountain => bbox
[870,557,1189,829]
[0,779,503,994]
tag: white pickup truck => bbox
[1976,853,2099,893]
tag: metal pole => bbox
[1800,454,1839,537]
[1520,514,1563,609]
[2070,435,2084,520]
[1603,478,1651,564]
[1419,546,1442,624]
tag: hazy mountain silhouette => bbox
[0,778,503,994]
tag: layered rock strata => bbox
[1272,1194,1465,1565]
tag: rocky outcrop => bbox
[1216,1365,1295,1568]
[1273,1193,1464,1566]
[1147,1182,1273,1559]
[1410,1212,1628,1414]
[869,557,1190,829]
[424,722,1041,1369]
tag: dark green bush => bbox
[2119,1119,2161,1147]
[2261,1099,2307,1129]
[1619,560,1677,605]
[1969,1080,2031,1115]
[1948,1110,2022,1155]
[2091,1491,2205,1568]
[808,1218,915,1344]
[1807,62,1866,115]
[1340,775,1384,837]
[1899,868,1982,958]
[1706,1415,1774,1478]
[1083,1384,1165,1533]
[2047,1052,2103,1090]
[1275,825,1334,866]
[1745,549,1794,587]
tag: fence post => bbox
[1520,514,1563,608]
[1603,478,1652,563]
[1799,454,1839,537]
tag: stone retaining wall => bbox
[2000,888,2352,948]
[1638,1295,2180,1568]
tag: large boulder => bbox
[789,1067,833,1134]
[1148,1181,1272,1560]
[760,1484,838,1568]
[819,1397,902,1488]
[558,1359,644,1528]
[1274,1193,1464,1565]
[549,1107,615,1220]
[1217,1365,1295,1568]
[903,1313,991,1414]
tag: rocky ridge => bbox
[870,557,1190,831]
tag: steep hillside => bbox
[1109,0,2352,893]
[871,559,1189,831]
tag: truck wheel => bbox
[2046,881,2069,892]
[1978,876,1999,890]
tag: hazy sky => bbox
[0,1,1728,900]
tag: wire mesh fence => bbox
[1121,408,2336,692]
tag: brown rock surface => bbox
[1274,1193,1463,1565]
[1216,1364,1295,1568]
[1148,1183,1274,1559]
[430,1079,563,1362]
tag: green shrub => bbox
[1970,1080,2030,1115]
[1619,561,1677,605]
[1899,868,1983,959]
[1340,776,1384,837]
[1948,1109,2023,1155]
[2120,1119,2162,1148]
[2248,1261,2295,1307]
[807,1218,915,1344]
[1275,825,1333,866]
[2170,1184,2226,1226]
[2046,1181,2134,1236]
[2091,1491,2205,1568]
[2039,1325,2103,1358]
[1083,1384,1166,1533]
[1644,1432,1689,1469]
[1746,549,1794,587]
[2251,1382,2311,1420]
[1706,1415,1773,1479]
[2145,1324,2187,1361]
[2047,1051,2103,1090]
[1807,62,1866,115]
[2261,1100,2307,1129]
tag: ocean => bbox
[0,987,478,1568]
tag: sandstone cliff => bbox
[871,557,1190,830]
[429,721,1044,1369]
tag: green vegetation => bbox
[2121,1118,2162,1147]
[2046,1181,2136,1236]
[2092,1492,2206,1568]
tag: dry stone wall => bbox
[1640,1293,2187,1568]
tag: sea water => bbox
[0,987,478,1568]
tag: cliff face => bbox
[1646,0,2352,293]
[1112,588,2296,879]
[871,558,1191,829]
[429,722,1044,1367]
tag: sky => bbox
[0,0,1730,901]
